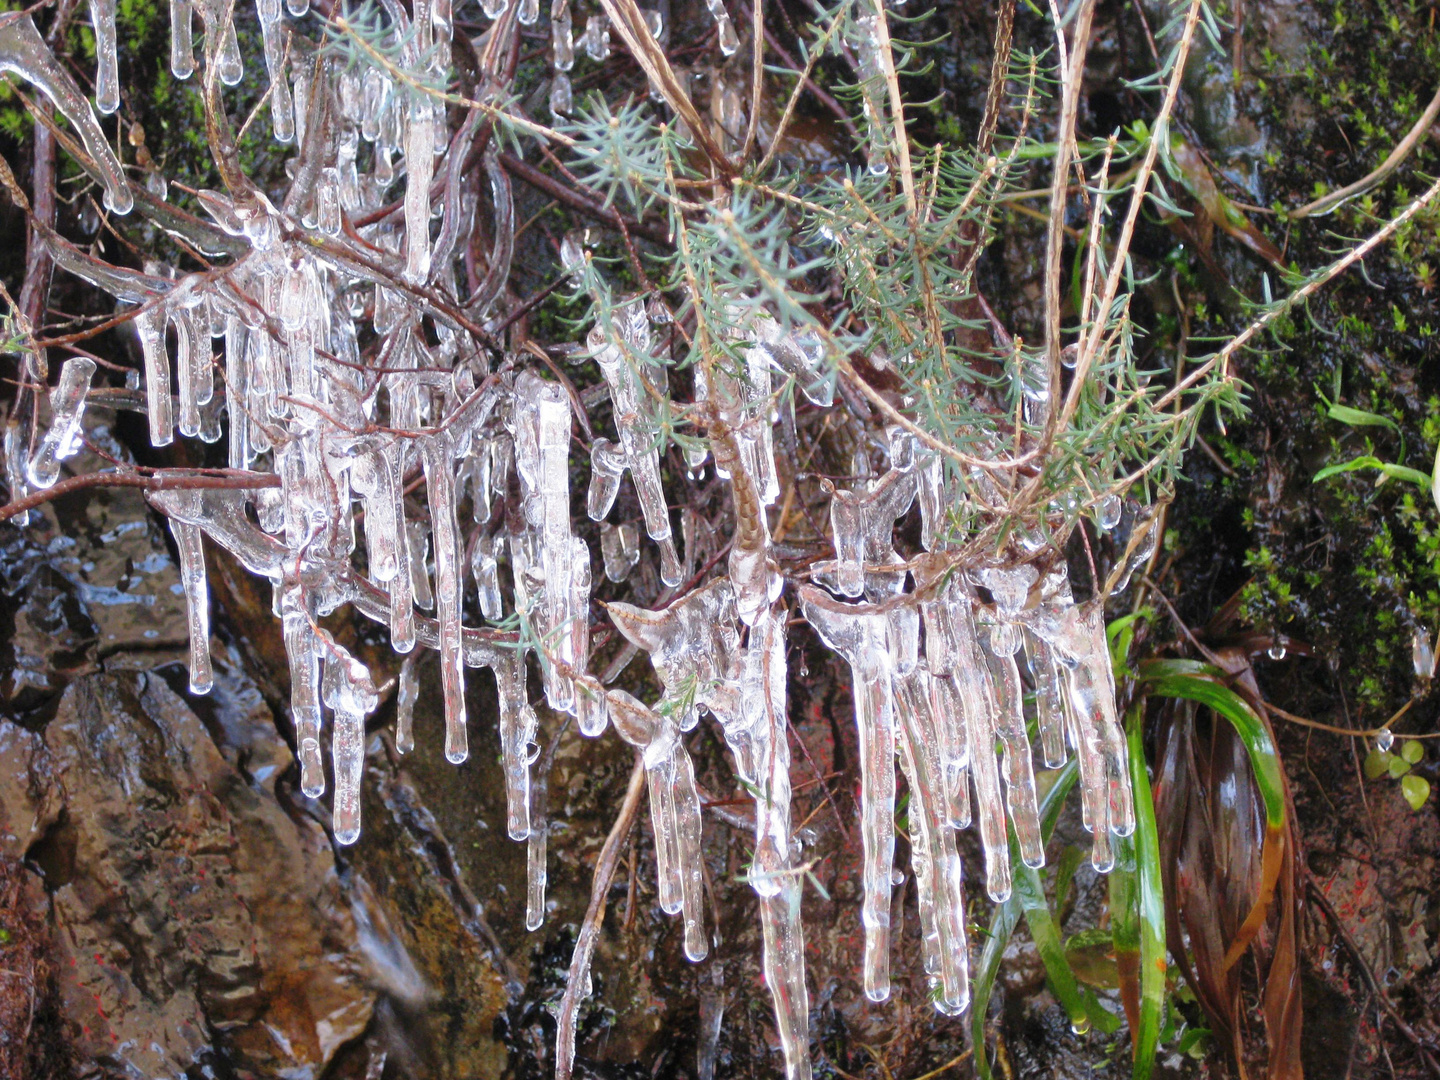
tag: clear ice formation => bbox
[28,357,95,489]
[8,6,1142,1077]
[0,12,132,213]
[581,297,683,586]
[606,688,709,962]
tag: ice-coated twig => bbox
[321,635,379,845]
[797,584,897,1002]
[605,576,740,731]
[606,688,708,962]
[28,356,95,489]
[0,13,133,214]
[167,490,214,695]
[582,300,683,585]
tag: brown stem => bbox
[0,469,280,523]
[497,153,670,246]
[555,753,647,1080]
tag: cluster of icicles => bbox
[0,1,1144,1077]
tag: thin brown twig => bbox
[555,753,648,1080]
[0,469,280,523]
[1289,83,1440,219]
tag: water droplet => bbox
[1071,1018,1091,1036]
[1097,494,1122,531]
[1267,643,1286,660]
[1377,728,1395,752]
[890,868,905,886]
[1413,625,1435,678]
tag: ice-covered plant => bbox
[2,0,1437,1075]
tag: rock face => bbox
[0,419,511,1078]
[37,668,375,1075]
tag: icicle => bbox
[552,0,573,70]
[1111,506,1160,594]
[171,300,203,438]
[1415,625,1436,679]
[403,95,435,284]
[607,689,708,962]
[549,71,572,117]
[814,463,916,599]
[1055,604,1135,870]
[526,747,549,930]
[704,0,738,55]
[256,0,293,142]
[0,13,133,213]
[90,0,119,114]
[408,522,434,609]
[422,431,468,762]
[281,585,326,798]
[472,528,504,619]
[582,310,683,585]
[853,12,889,175]
[797,585,896,1002]
[517,0,539,23]
[4,419,33,526]
[582,14,609,61]
[574,673,608,737]
[224,314,248,468]
[975,567,1044,867]
[321,638,379,844]
[497,646,536,839]
[395,652,419,753]
[492,645,536,840]
[894,662,969,1015]
[170,0,194,77]
[600,521,640,582]
[28,356,95,489]
[607,579,740,733]
[1024,629,1068,768]
[168,494,214,695]
[481,0,507,17]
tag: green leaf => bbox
[1014,838,1092,1035]
[1364,750,1394,779]
[1127,704,1166,1080]
[1313,455,1433,488]
[1387,755,1412,779]
[1137,660,1286,968]
[1401,774,1431,810]
[1322,401,1400,434]
[1401,740,1425,765]
[1432,440,1440,515]
[1107,610,1151,672]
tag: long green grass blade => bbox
[1013,841,1091,1034]
[1136,660,1284,831]
[1127,702,1166,1080]
[973,761,1078,1080]
[1109,831,1140,1033]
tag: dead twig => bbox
[555,752,648,1080]
[1289,83,1440,220]
[0,469,280,523]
